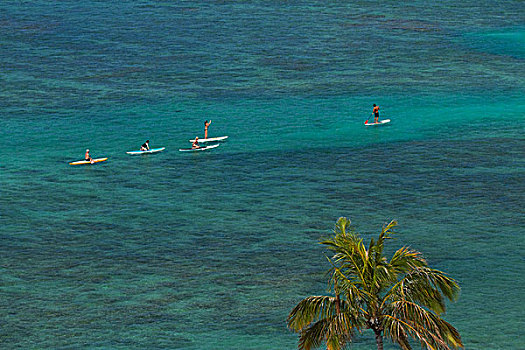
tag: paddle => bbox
[365,113,373,125]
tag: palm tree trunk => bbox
[334,280,341,315]
[374,328,384,350]
[335,292,341,315]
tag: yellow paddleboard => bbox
[69,157,108,165]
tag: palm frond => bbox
[371,220,398,261]
[382,314,413,350]
[331,264,374,303]
[384,266,460,315]
[298,313,356,350]
[297,319,329,350]
[383,313,434,350]
[379,219,398,242]
[384,300,463,350]
[287,296,340,331]
[423,268,461,302]
[390,246,427,273]
[334,217,352,236]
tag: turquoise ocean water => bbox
[1,1,524,349]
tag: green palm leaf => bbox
[288,296,341,331]
[384,300,463,350]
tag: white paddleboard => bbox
[69,157,108,165]
[126,147,165,155]
[179,144,220,152]
[365,119,390,126]
[188,136,228,143]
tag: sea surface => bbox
[1,1,524,349]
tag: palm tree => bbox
[287,217,463,350]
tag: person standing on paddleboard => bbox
[192,137,200,149]
[140,140,150,151]
[373,104,380,123]
[85,149,94,164]
[204,120,212,139]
